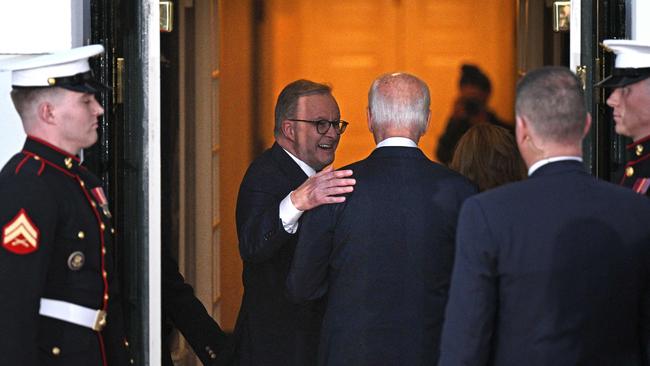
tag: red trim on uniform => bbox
[20,151,76,178]
[76,176,110,309]
[37,160,45,176]
[98,332,107,366]
[624,153,650,167]
[26,135,80,162]
[627,136,650,149]
[626,135,650,149]
[14,155,30,174]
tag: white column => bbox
[144,0,161,364]
[629,0,650,41]
[569,0,582,74]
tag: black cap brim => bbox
[52,71,111,94]
[596,68,650,88]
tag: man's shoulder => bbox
[0,151,77,201]
[244,144,290,179]
[1,153,44,185]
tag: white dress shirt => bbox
[279,148,316,234]
[527,156,583,176]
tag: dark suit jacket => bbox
[439,160,650,366]
[162,242,232,366]
[286,146,476,366]
[234,142,325,365]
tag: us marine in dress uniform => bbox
[0,45,131,365]
[598,39,650,194]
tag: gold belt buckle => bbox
[93,310,107,331]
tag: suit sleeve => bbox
[0,171,57,366]
[438,197,498,366]
[285,204,335,303]
[161,243,232,365]
[236,175,295,264]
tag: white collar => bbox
[282,148,316,177]
[527,156,583,176]
[376,137,418,148]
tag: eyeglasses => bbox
[288,119,349,135]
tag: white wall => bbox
[0,70,24,168]
[629,0,650,41]
[0,0,87,168]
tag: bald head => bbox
[368,72,430,142]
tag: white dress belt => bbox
[39,298,107,331]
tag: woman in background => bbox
[449,123,526,192]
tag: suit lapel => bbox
[270,143,309,186]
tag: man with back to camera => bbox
[438,66,650,366]
[233,79,356,365]
[598,39,650,194]
[286,72,477,365]
[0,45,132,365]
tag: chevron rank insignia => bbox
[2,209,40,255]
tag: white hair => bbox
[368,72,430,135]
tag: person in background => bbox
[0,45,132,365]
[287,72,476,365]
[436,64,510,165]
[598,39,650,194]
[449,123,526,192]
[233,79,355,365]
[438,66,650,366]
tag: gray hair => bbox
[274,79,332,137]
[515,66,586,143]
[368,72,430,135]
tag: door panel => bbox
[260,0,515,166]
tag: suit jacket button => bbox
[77,231,85,239]
[52,346,61,356]
[636,144,644,156]
[626,166,635,177]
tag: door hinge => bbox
[576,65,587,91]
[114,57,125,105]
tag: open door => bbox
[87,0,162,364]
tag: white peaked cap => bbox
[2,45,107,93]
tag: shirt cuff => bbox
[279,192,303,234]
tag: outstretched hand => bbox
[290,166,356,211]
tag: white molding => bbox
[144,0,161,365]
[630,0,650,41]
[569,0,582,74]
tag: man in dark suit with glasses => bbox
[232,79,355,365]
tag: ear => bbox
[281,120,296,141]
[582,113,592,138]
[515,115,528,146]
[366,107,373,133]
[423,109,431,133]
[37,101,57,125]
